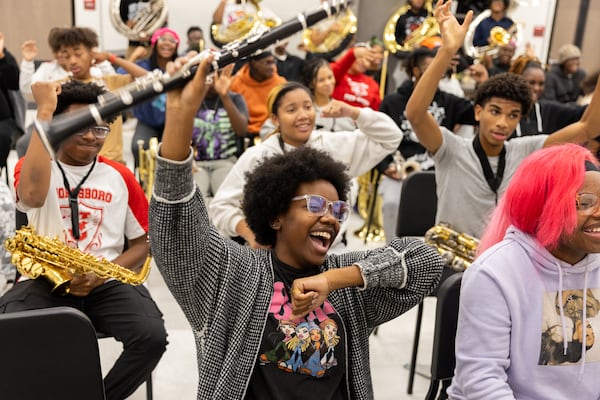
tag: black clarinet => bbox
[34,0,353,153]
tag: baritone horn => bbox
[301,7,357,59]
[109,0,168,41]
[382,0,439,55]
[211,0,282,48]
[137,137,158,200]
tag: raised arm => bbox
[405,0,473,154]
[19,40,37,93]
[161,56,211,161]
[213,64,248,135]
[544,71,600,147]
[212,0,228,24]
[17,82,59,207]
[92,50,148,78]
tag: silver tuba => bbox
[110,0,168,41]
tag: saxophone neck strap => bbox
[56,158,97,240]
[472,134,506,202]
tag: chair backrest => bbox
[396,171,437,237]
[0,306,105,400]
[430,272,463,381]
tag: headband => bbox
[150,28,180,47]
[585,160,599,172]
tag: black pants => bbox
[0,279,168,400]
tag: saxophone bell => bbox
[9,252,72,295]
[400,160,421,179]
[392,151,421,180]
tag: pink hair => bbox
[477,144,598,255]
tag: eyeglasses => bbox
[158,36,178,45]
[576,192,600,215]
[75,126,110,139]
[291,194,350,222]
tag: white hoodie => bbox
[448,226,600,399]
[209,107,402,238]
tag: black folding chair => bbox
[425,272,463,400]
[0,307,106,400]
[394,171,438,394]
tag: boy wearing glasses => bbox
[0,80,167,400]
[406,0,600,239]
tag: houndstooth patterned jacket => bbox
[149,150,444,400]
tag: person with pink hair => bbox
[449,143,600,399]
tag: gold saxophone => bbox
[424,223,479,272]
[4,226,151,295]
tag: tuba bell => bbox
[463,9,521,60]
[210,0,282,48]
[382,0,439,56]
[109,0,168,42]
[301,7,357,60]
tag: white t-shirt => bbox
[15,156,148,262]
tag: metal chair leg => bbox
[146,373,153,400]
[425,379,440,400]
[407,301,424,394]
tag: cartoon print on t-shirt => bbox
[297,322,325,377]
[320,318,339,369]
[259,320,296,366]
[281,322,312,373]
[260,282,341,378]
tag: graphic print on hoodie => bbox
[540,288,600,365]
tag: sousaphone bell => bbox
[301,7,357,60]
[109,0,168,41]
[210,0,282,48]
[382,0,439,56]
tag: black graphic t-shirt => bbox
[245,253,347,399]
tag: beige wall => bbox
[544,0,599,73]
[1,0,72,61]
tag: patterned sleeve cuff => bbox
[354,246,407,291]
[153,144,195,202]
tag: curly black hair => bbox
[55,80,116,124]
[54,27,99,50]
[473,72,532,115]
[243,146,351,247]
